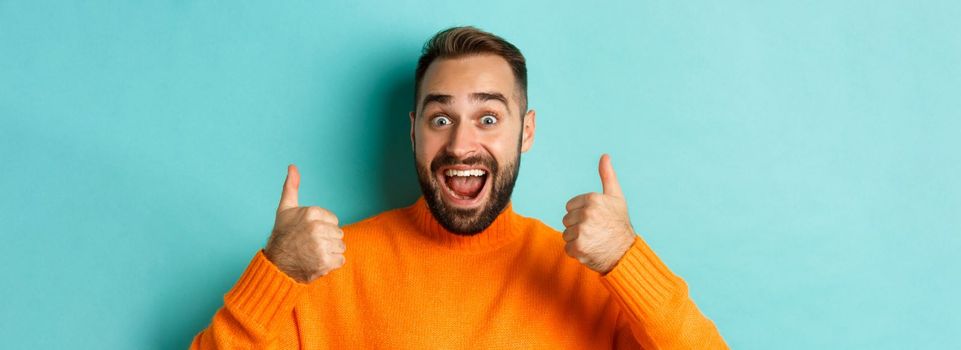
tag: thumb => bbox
[278,164,300,212]
[598,154,623,197]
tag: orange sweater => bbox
[192,197,727,349]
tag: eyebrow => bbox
[420,91,510,112]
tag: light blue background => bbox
[2,1,959,349]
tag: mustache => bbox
[430,153,498,174]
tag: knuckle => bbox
[314,221,341,237]
[567,194,587,209]
[312,207,337,224]
[582,207,595,218]
[318,252,333,266]
[573,242,587,256]
[324,238,342,253]
[308,220,326,232]
[313,239,327,253]
[322,238,335,252]
[564,242,577,257]
[587,192,602,202]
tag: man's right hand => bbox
[264,164,346,283]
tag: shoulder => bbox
[342,206,410,235]
[511,212,573,262]
[513,211,563,243]
[512,212,615,296]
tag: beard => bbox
[415,148,520,235]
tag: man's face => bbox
[410,54,536,234]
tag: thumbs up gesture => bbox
[264,164,346,283]
[562,154,637,274]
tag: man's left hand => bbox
[562,154,637,274]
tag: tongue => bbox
[447,176,485,198]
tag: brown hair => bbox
[414,26,528,115]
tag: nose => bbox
[445,121,480,159]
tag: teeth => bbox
[444,169,487,177]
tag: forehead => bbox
[419,54,517,106]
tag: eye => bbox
[480,114,498,126]
[430,115,452,127]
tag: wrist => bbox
[599,231,637,275]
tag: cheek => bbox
[481,126,522,164]
[414,128,446,162]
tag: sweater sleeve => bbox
[600,236,728,349]
[190,250,306,349]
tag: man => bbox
[192,26,727,349]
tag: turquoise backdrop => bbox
[2,1,959,349]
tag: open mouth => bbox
[436,166,491,208]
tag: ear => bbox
[409,111,416,152]
[520,109,536,153]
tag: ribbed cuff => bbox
[600,236,688,322]
[223,250,306,331]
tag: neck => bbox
[408,196,519,250]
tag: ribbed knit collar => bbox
[408,196,519,251]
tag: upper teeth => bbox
[445,169,486,177]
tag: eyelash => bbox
[429,112,500,126]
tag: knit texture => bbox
[191,197,727,349]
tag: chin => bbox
[414,151,520,235]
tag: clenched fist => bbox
[264,164,346,283]
[562,154,637,274]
